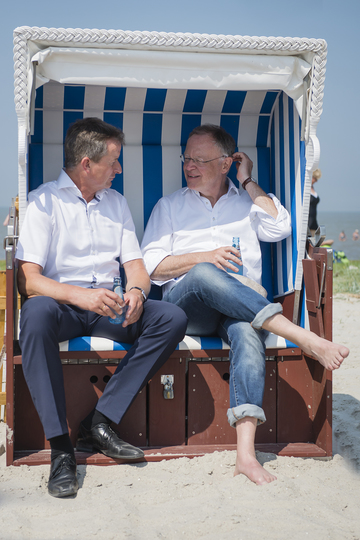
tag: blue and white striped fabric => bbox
[59,333,292,353]
[29,82,306,352]
[30,83,304,295]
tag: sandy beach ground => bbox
[1,295,360,540]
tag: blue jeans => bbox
[163,263,283,427]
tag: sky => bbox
[0,0,359,212]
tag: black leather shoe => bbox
[48,453,78,498]
[76,422,144,460]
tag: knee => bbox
[225,321,267,353]
[187,262,220,285]
[163,302,188,336]
[150,300,188,339]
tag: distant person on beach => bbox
[308,169,333,246]
[308,169,322,236]
[353,229,359,241]
[339,231,347,241]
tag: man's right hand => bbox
[18,261,127,318]
[206,246,243,273]
[73,287,127,317]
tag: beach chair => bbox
[5,26,333,466]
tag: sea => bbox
[1,206,359,261]
[318,211,360,261]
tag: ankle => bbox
[82,408,111,430]
[49,434,74,461]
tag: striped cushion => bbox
[59,333,293,352]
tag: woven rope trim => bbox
[14,26,327,51]
[13,26,327,113]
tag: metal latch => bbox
[161,375,174,399]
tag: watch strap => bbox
[129,286,147,302]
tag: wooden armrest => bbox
[303,242,333,341]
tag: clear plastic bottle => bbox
[108,276,128,324]
[227,236,243,275]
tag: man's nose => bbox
[114,160,122,174]
[184,158,196,170]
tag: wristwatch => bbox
[129,286,147,302]
[241,177,254,190]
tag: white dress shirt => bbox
[141,179,291,294]
[16,169,142,289]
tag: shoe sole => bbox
[49,487,78,498]
[76,440,144,460]
[48,482,79,498]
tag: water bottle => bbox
[108,276,128,324]
[227,236,243,275]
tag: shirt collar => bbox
[226,178,240,196]
[57,169,79,192]
[57,169,107,202]
[182,177,239,198]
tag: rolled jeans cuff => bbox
[251,302,283,330]
[227,404,266,428]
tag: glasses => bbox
[180,154,228,166]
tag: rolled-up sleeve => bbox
[141,199,173,283]
[249,194,291,242]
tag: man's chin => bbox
[186,179,200,189]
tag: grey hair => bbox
[188,124,236,156]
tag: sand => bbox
[1,295,360,540]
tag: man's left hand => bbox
[121,289,145,327]
[232,151,253,184]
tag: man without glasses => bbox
[16,117,188,498]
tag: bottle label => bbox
[228,236,243,275]
[114,285,123,298]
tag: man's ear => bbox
[222,156,233,174]
[81,156,91,172]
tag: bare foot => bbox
[301,334,349,371]
[263,314,349,371]
[234,454,276,485]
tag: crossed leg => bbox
[261,313,349,371]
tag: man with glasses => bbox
[141,124,349,485]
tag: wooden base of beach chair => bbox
[11,441,329,467]
[7,351,332,466]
